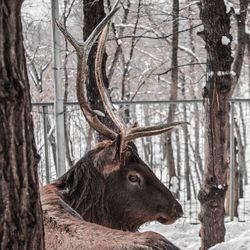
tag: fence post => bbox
[42,105,50,184]
[51,0,66,177]
[229,101,235,221]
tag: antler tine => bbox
[75,61,117,140]
[95,24,126,135]
[124,122,189,142]
[85,0,120,58]
[56,1,121,140]
[57,0,120,57]
[56,21,83,53]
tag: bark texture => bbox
[198,0,249,248]
[0,1,44,249]
[197,1,233,249]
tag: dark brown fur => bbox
[42,184,180,250]
[41,141,182,249]
[52,141,182,232]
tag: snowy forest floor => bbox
[142,220,250,250]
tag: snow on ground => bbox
[141,220,250,250]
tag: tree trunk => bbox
[165,0,179,182]
[183,103,191,200]
[198,0,248,248]
[175,130,181,199]
[120,0,141,124]
[107,0,130,83]
[235,120,245,197]
[142,104,153,167]
[248,35,250,96]
[225,134,239,217]
[83,0,116,141]
[197,1,233,249]
[62,1,76,169]
[194,102,204,178]
[63,41,74,168]
[188,2,204,179]
[0,1,44,249]
[239,103,248,185]
[47,119,57,175]
[181,77,191,200]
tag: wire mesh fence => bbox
[32,100,250,224]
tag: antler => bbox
[58,0,188,163]
[95,23,189,163]
[95,24,127,136]
[124,121,189,141]
[56,0,120,140]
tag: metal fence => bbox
[32,100,250,224]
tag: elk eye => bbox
[128,174,140,183]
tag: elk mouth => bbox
[156,212,178,225]
[157,214,171,224]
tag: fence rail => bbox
[32,100,250,224]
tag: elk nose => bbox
[174,202,183,219]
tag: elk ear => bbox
[111,134,123,164]
[98,135,124,177]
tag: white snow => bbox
[207,71,236,77]
[141,220,250,250]
[207,71,214,77]
[221,36,231,45]
[234,8,240,15]
[230,71,236,76]
[117,39,122,45]
[217,71,230,76]
[170,176,179,194]
[224,0,233,14]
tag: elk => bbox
[41,1,187,249]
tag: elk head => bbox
[99,139,183,231]
[56,0,187,232]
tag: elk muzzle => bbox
[156,201,183,225]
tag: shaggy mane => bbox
[55,145,111,226]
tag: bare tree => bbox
[197,0,248,249]
[187,0,203,180]
[165,0,179,184]
[238,104,248,185]
[62,0,76,168]
[0,1,44,249]
[181,76,191,200]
